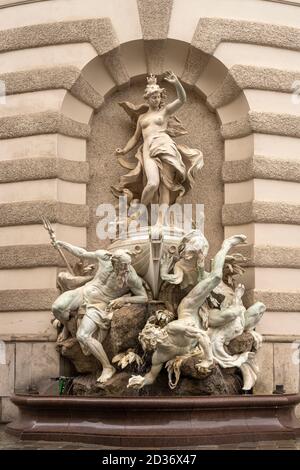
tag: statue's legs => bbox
[244,301,266,349]
[141,150,160,206]
[159,163,175,199]
[159,182,170,207]
[52,287,83,341]
[157,163,176,225]
[76,315,116,384]
[245,302,266,329]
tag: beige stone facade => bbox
[0,0,300,421]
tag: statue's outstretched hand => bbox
[160,252,174,271]
[127,375,146,389]
[164,70,178,84]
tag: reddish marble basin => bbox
[7,394,300,447]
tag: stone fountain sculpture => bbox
[8,70,300,450]
[45,72,266,397]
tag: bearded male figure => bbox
[52,242,148,383]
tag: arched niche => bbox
[59,38,250,261]
[86,78,225,262]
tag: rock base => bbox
[72,365,242,397]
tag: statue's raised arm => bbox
[55,240,111,262]
[164,70,186,116]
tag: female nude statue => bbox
[113,72,203,217]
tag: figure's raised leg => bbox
[244,301,266,350]
[52,288,82,342]
[76,314,115,384]
[212,235,246,278]
[179,235,246,315]
[244,302,266,330]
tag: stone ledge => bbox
[192,18,300,54]
[236,244,300,269]
[0,244,76,269]
[208,66,300,109]
[0,112,90,140]
[182,18,300,85]
[222,201,300,225]
[0,335,56,342]
[0,289,58,311]
[221,112,300,139]
[0,158,89,184]
[244,290,300,312]
[0,67,104,110]
[221,115,252,139]
[264,335,300,343]
[0,19,129,86]
[0,201,89,227]
[0,18,118,55]
[222,156,300,183]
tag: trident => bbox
[41,216,75,275]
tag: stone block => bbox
[0,311,56,342]
[253,342,274,395]
[274,343,300,394]
[15,342,60,392]
[0,342,15,396]
[0,397,19,423]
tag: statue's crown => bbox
[144,73,163,97]
[146,74,158,86]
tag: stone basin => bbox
[6,393,300,448]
